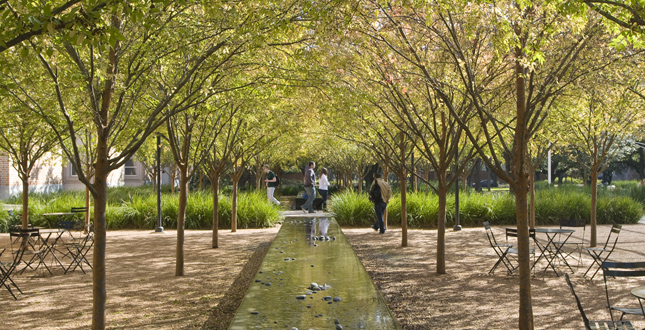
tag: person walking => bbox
[369,173,392,234]
[318,167,330,211]
[302,161,317,213]
[263,165,280,206]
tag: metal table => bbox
[532,228,575,276]
[631,285,645,319]
[38,228,66,270]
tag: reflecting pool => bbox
[229,217,401,330]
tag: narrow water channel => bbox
[229,217,401,330]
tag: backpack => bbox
[369,182,381,203]
[275,174,280,186]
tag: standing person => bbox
[318,167,330,211]
[263,165,280,206]
[302,161,317,213]
[369,173,392,234]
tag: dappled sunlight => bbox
[344,224,645,329]
[0,227,279,329]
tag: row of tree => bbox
[2,0,645,329]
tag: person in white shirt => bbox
[318,167,330,211]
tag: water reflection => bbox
[229,217,401,330]
[318,217,329,236]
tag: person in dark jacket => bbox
[369,173,392,234]
[302,161,317,213]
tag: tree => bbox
[421,2,600,328]
[0,0,115,53]
[558,68,644,246]
[352,1,482,273]
[0,101,59,229]
[1,2,256,327]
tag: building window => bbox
[125,159,137,176]
[70,165,77,177]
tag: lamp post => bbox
[155,133,164,233]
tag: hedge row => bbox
[330,189,643,228]
[0,189,281,232]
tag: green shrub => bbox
[1,187,280,232]
[330,190,374,226]
[596,196,643,224]
[330,187,642,228]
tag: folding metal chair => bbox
[584,224,622,280]
[65,227,93,274]
[9,230,52,276]
[505,228,536,274]
[554,218,586,268]
[601,261,645,322]
[0,247,24,300]
[565,273,635,330]
[483,221,515,274]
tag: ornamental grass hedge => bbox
[331,184,643,228]
[0,187,281,232]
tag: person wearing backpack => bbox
[369,172,391,234]
[263,164,280,206]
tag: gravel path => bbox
[0,223,643,330]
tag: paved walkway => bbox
[229,217,401,330]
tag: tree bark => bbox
[436,182,447,274]
[514,48,534,330]
[85,187,91,233]
[400,173,407,247]
[175,166,188,276]
[529,167,536,230]
[590,166,599,247]
[92,141,109,330]
[21,177,29,229]
[211,173,220,248]
[231,178,238,232]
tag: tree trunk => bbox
[231,178,238,232]
[400,172,407,247]
[515,186,534,330]
[21,178,29,230]
[590,167,598,247]
[436,181,447,274]
[514,48,534,330]
[529,168,536,230]
[92,142,110,330]
[175,166,188,276]
[85,187,91,233]
[211,173,220,248]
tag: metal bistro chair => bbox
[584,224,622,280]
[505,227,536,274]
[9,229,52,276]
[565,273,635,330]
[64,225,94,274]
[0,247,24,300]
[483,221,515,274]
[554,218,586,268]
[601,261,645,322]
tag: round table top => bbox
[534,228,575,234]
[43,212,75,216]
[631,286,645,299]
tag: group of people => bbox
[262,161,392,234]
[262,161,331,212]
